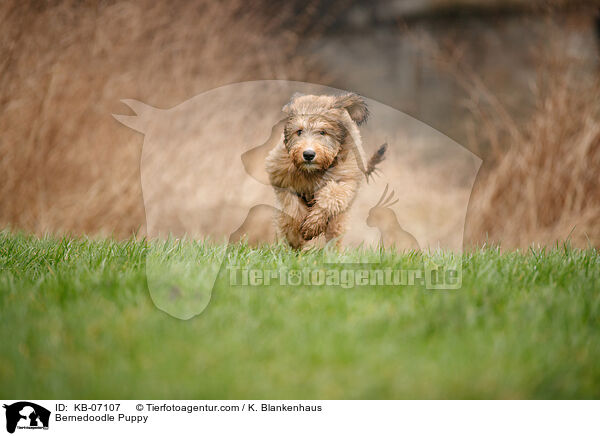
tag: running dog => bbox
[266,92,386,249]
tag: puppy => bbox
[265,92,385,249]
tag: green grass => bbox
[1,231,599,399]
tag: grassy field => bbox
[0,231,599,399]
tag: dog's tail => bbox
[364,143,387,182]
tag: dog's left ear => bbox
[334,93,369,125]
[282,92,305,113]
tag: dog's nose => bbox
[303,150,316,161]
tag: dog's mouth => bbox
[293,159,320,171]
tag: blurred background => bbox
[1,0,599,249]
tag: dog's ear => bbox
[282,92,305,113]
[334,93,368,125]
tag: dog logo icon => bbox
[3,402,50,433]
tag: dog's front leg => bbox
[300,180,357,240]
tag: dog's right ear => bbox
[282,92,304,113]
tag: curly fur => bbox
[265,92,385,249]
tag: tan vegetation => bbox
[0,0,325,236]
[463,36,600,248]
[2,1,599,250]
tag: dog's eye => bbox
[319,131,326,136]
[297,130,302,136]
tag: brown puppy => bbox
[265,92,385,249]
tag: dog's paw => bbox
[300,210,328,240]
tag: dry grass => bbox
[2,2,599,249]
[0,0,329,237]
[461,28,600,248]
[395,9,600,250]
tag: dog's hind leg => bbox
[325,213,347,249]
[273,188,309,249]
